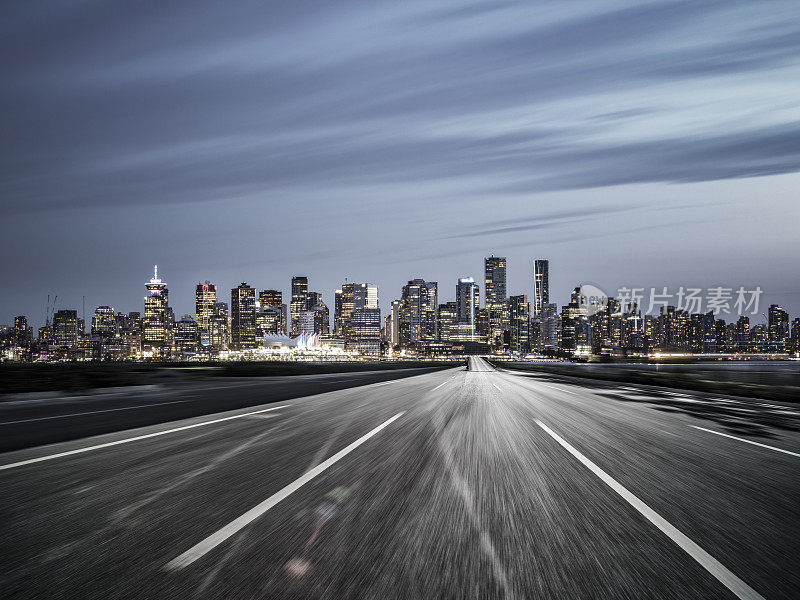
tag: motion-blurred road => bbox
[1,358,797,599]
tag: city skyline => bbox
[5,255,797,362]
[1,254,792,333]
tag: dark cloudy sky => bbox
[2,0,800,328]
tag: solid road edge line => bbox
[0,405,289,471]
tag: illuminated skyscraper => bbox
[258,289,286,335]
[91,306,116,338]
[533,259,549,317]
[455,277,479,340]
[345,283,380,354]
[195,282,217,345]
[484,256,507,304]
[209,302,230,351]
[335,284,354,338]
[509,295,530,353]
[437,302,458,342]
[768,304,790,352]
[399,279,438,348]
[175,315,198,354]
[231,282,257,349]
[290,276,309,337]
[14,316,32,348]
[484,256,508,346]
[143,265,169,357]
[53,309,79,352]
[385,300,401,349]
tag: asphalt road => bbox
[0,367,447,452]
[1,358,797,599]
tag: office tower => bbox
[509,295,530,353]
[768,304,789,352]
[175,315,198,354]
[560,287,589,354]
[349,307,381,355]
[53,309,79,352]
[399,279,438,348]
[335,284,354,338]
[437,302,458,342]
[210,302,230,351]
[533,259,549,317]
[143,265,169,357]
[342,284,380,354]
[539,303,559,353]
[484,256,507,304]
[14,316,31,347]
[790,318,800,354]
[91,306,116,338]
[256,305,283,337]
[734,316,750,353]
[258,290,285,335]
[195,282,217,343]
[484,256,508,346]
[385,300,401,348]
[334,283,378,343]
[309,297,330,335]
[231,283,257,350]
[455,277,479,341]
[290,276,309,337]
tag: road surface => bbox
[1,358,797,599]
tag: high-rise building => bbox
[768,304,790,352]
[539,303,559,353]
[484,256,507,305]
[195,282,217,346]
[560,287,590,355]
[210,302,230,351]
[533,259,549,317]
[290,276,309,337]
[143,265,169,358]
[349,307,381,355]
[92,306,116,338]
[335,284,354,338]
[509,295,530,353]
[174,315,198,354]
[13,316,31,348]
[399,279,438,348]
[484,256,508,347]
[790,317,800,355]
[310,297,330,336]
[53,309,79,352]
[385,300,401,349]
[336,283,379,353]
[231,283,257,350]
[258,290,286,335]
[437,302,458,342]
[455,277,479,341]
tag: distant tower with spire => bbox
[143,265,170,357]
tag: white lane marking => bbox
[535,419,766,600]
[690,426,800,458]
[165,411,406,571]
[537,382,579,396]
[432,381,448,391]
[492,383,502,392]
[0,400,191,425]
[0,405,288,472]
